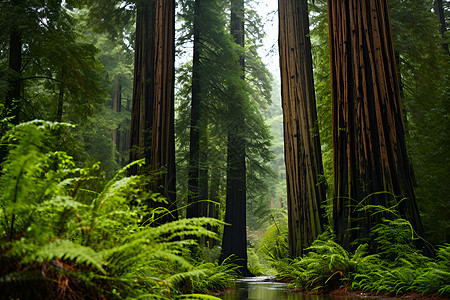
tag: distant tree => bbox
[186,0,205,219]
[434,0,449,54]
[128,0,177,223]
[220,0,252,276]
[3,0,22,125]
[0,0,106,167]
[327,0,427,250]
[278,0,327,258]
[389,0,449,244]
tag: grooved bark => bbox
[278,0,326,258]
[327,0,425,249]
[129,0,177,223]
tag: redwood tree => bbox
[220,0,251,276]
[129,0,177,223]
[186,0,203,219]
[327,0,425,249]
[278,0,327,258]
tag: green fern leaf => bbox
[33,239,106,274]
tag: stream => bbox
[218,277,387,300]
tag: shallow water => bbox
[218,277,385,300]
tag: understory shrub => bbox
[278,220,449,296]
[0,121,237,299]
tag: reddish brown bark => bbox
[278,0,326,258]
[327,0,425,249]
[129,0,177,223]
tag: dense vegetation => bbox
[0,0,449,298]
[0,121,238,299]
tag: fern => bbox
[0,122,235,299]
[32,239,106,274]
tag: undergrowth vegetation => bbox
[272,220,450,297]
[0,121,237,299]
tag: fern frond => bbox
[31,239,106,274]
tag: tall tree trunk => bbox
[129,0,154,176]
[187,0,202,219]
[435,0,449,54]
[129,0,177,224]
[5,29,22,124]
[1,25,22,166]
[207,166,220,248]
[327,0,426,250]
[113,75,122,113]
[220,0,251,276]
[112,75,121,164]
[278,0,327,258]
[56,83,64,122]
[198,128,209,217]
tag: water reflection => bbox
[218,277,384,300]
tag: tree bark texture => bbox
[221,0,250,275]
[327,0,425,249]
[278,0,327,258]
[129,0,177,223]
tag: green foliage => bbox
[278,218,449,296]
[246,209,288,276]
[389,0,450,245]
[0,121,236,299]
[278,232,355,292]
[175,0,274,226]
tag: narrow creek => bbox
[218,277,387,300]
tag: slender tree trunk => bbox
[56,83,64,122]
[113,75,122,113]
[129,0,177,224]
[112,75,121,164]
[0,24,22,166]
[123,98,130,166]
[187,0,202,219]
[208,166,220,248]
[220,0,251,276]
[327,0,426,250]
[435,0,449,54]
[198,125,209,217]
[278,0,327,258]
[5,29,22,124]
